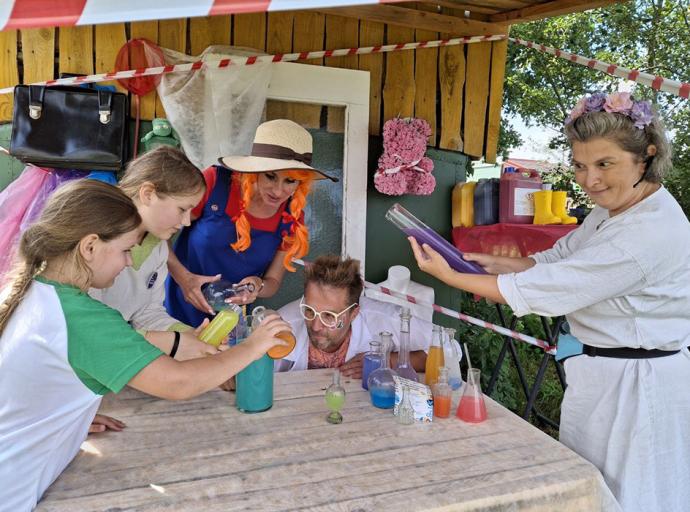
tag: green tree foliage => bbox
[504,0,690,217]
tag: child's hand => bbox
[245,314,290,356]
[89,414,126,434]
[175,331,220,360]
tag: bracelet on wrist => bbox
[169,331,181,358]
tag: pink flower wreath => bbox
[374,117,435,196]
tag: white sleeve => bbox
[497,242,647,317]
[128,266,181,331]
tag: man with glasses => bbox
[274,255,431,376]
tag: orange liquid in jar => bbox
[267,330,297,359]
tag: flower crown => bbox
[566,92,654,129]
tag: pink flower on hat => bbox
[604,92,633,114]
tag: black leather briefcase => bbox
[10,84,128,170]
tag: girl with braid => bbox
[0,180,289,511]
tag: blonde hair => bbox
[304,256,363,306]
[0,180,141,335]
[119,146,205,199]
[231,170,314,272]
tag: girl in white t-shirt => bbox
[0,180,288,511]
[90,147,216,360]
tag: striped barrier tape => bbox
[510,37,689,99]
[0,34,507,96]
[292,259,557,354]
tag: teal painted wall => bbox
[365,136,469,328]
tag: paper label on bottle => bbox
[513,188,536,216]
[393,376,433,423]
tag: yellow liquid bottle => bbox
[451,182,465,228]
[459,181,477,227]
[199,308,240,347]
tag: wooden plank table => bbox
[37,370,619,511]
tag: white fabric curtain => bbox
[156,45,273,169]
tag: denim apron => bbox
[165,166,293,326]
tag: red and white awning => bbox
[0,0,406,31]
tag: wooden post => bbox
[129,21,160,121]
[383,25,415,123]
[485,38,508,164]
[156,18,187,118]
[21,28,55,85]
[358,20,384,136]
[463,41,492,157]
[325,14,359,133]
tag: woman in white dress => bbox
[408,91,690,512]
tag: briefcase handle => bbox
[27,85,113,125]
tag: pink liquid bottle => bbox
[456,368,487,423]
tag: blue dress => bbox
[165,166,294,327]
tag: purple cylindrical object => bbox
[385,203,486,275]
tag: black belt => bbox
[582,344,685,359]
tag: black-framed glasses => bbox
[299,296,357,329]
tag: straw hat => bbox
[219,119,338,182]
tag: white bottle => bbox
[366,265,434,322]
[443,327,463,390]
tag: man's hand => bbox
[339,353,364,379]
[89,414,126,434]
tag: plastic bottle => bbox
[451,182,465,228]
[198,305,242,346]
[499,166,542,224]
[433,367,452,419]
[474,178,500,225]
[459,181,477,227]
[425,325,445,387]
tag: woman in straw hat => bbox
[165,119,338,327]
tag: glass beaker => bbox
[251,306,296,359]
[456,368,487,423]
[394,308,419,382]
[198,304,242,347]
[325,369,346,424]
[361,339,383,390]
[202,280,255,312]
[368,333,398,409]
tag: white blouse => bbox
[497,187,690,350]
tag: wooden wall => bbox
[0,12,508,162]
